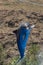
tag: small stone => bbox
[8,21,15,27]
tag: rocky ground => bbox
[0,0,43,65]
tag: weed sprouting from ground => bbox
[10,42,40,65]
[26,42,40,65]
[0,43,7,65]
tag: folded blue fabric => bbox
[17,26,31,59]
[13,24,31,59]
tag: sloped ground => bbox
[0,0,43,65]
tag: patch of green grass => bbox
[0,42,40,65]
[0,43,7,65]
[26,42,40,65]
[9,56,19,65]
[10,42,40,65]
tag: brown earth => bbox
[0,0,43,65]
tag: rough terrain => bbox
[0,0,43,65]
